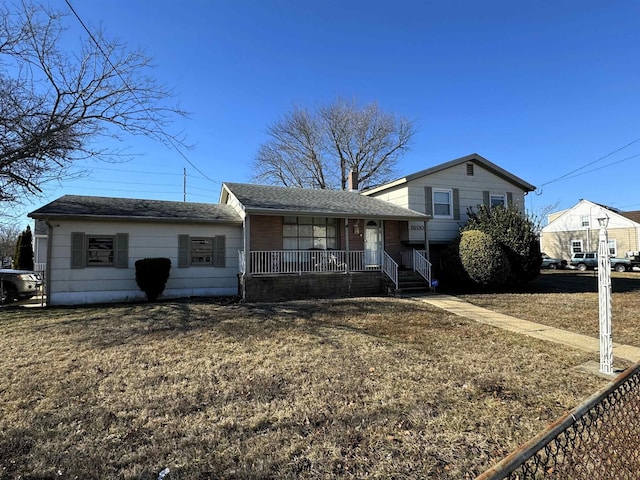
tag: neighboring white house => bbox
[540,199,640,261]
[362,153,536,263]
[29,196,244,305]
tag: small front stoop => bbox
[388,269,430,296]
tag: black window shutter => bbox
[214,236,226,267]
[425,186,433,216]
[71,232,85,268]
[115,233,128,268]
[178,234,190,268]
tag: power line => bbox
[81,165,221,183]
[63,0,221,186]
[537,136,640,194]
[547,152,640,182]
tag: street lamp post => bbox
[597,215,613,375]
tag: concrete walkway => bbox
[411,294,640,363]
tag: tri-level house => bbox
[29,153,534,305]
[362,153,536,266]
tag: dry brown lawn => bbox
[0,287,616,479]
[459,270,640,347]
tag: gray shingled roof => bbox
[29,195,243,224]
[223,183,428,220]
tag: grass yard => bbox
[459,270,640,347]
[0,293,612,479]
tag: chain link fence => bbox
[477,362,640,479]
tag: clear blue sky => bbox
[12,0,640,225]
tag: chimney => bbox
[348,169,359,191]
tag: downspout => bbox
[44,219,54,306]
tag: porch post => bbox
[244,215,251,274]
[422,220,428,259]
[345,218,350,273]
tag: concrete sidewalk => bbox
[411,294,640,363]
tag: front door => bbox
[364,220,382,267]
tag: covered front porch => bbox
[217,182,433,301]
[238,248,431,302]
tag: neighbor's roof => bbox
[621,210,640,224]
[221,182,429,220]
[361,153,536,195]
[29,195,243,224]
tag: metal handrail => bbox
[382,252,399,290]
[413,249,431,287]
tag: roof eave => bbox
[28,213,243,225]
[243,207,429,221]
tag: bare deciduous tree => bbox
[252,98,415,190]
[0,223,20,267]
[0,1,188,204]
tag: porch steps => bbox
[389,269,431,296]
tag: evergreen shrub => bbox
[459,230,510,288]
[464,205,541,285]
[135,257,171,301]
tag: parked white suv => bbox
[0,269,43,304]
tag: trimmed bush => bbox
[464,204,541,286]
[135,257,171,301]
[459,230,510,288]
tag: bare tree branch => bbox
[0,1,189,204]
[252,98,415,190]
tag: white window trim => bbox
[571,239,583,253]
[580,215,590,228]
[432,188,453,219]
[608,239,617,257]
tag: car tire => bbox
[615,264,627,273]
[549,263,557,269]
[1,283,17,304]
[577,263,588,272]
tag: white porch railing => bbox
[243,250,381,275]
[413,249,432,286]
[382,252,399,290]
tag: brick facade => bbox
[250,215,283,251]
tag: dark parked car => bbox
[0,269,43,304]
[541,253,567,270]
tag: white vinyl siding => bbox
[50,221,241,305]
[366,160,529,244]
